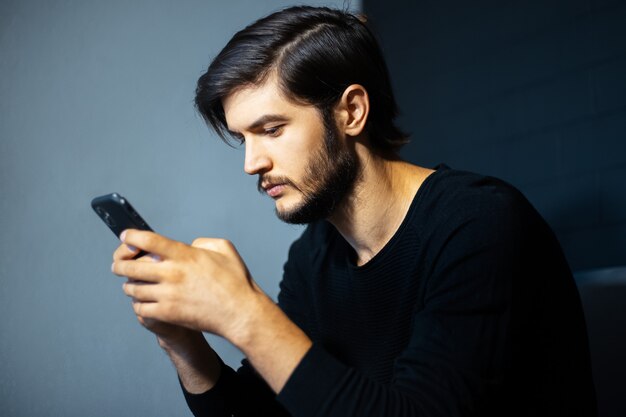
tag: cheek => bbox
[273,129,322,172]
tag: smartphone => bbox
[91,193,153,259]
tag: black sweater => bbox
[183,164,596,416]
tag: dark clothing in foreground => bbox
[182,163,597,417]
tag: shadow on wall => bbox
[363,0,626,271]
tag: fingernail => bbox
[150,254,162,262]
[127,244,137,252]
[111,262,115,272]
[120,230,127,242]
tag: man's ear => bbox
[335,84,370,137]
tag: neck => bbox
[327,145,434,266]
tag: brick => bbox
[436,130,562,189]
[369,0,592,83]
[403,0,589,70]
[590,0,625,11]
[418,71,592,153]
[399,134,451,170]
[589,3,626,62]
[558,222,626,271]
[558,109,626,175]
[599,165,626,224]
[518,172,600,232]
[444,141,502,179]
[490,72,592,142]
[592,55,626,113]
[493,131,561,187]
[406,15,595,120]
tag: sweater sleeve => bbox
[181,356,292,417]
[275,203,520,417]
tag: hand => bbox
[113,242,200,346]
[111,229,264,343]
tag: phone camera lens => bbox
[104,212,116,228]
[96,207,116,228]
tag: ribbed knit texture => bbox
[183,164,596,417]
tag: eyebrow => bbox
[228,114,290,135]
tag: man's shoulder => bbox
[421,164,534,218]
[409,164,546,245]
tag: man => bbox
[111,6,596,417]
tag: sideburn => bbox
[278,108,360,224]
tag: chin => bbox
[274,199,311,225]
[275,198,299,217]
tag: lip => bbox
[263,183,286,198]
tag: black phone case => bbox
[91,193,153,259]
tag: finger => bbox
[113,242,140,261]
[123,281,161,302]
[121,229,185,258]
[112,258,162,282]
[132,300,159,319]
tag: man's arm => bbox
[155,294,312,400]
[228,291,313,393]
[112,233,304,416]
[113,232,314,392]
[113,239,222,394]
[157,331,221,394]
[112,228,431,416]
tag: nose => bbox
[243,137,272,175]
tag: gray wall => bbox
[364,0,626,272]
[0,1,359,416]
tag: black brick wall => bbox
[364,0,626,272]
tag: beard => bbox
[257,111,360,225]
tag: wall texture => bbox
[363,0,626,272]
[0,1,359,416]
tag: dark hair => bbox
[195,5,408,150]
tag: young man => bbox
[111,6,596,417]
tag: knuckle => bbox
[190,237,233,253]
[218,238,232,248]
[191,237,208,247]
[113,245,124,261]
[173,268,186,284]
[112,261,122,276]
[163,301,178,320]
[141,305,154,319]
[120,262,133,277]
[132,284,142,299]
[216,238,235,252]
[144,233,157,248]
[174,240,189,254]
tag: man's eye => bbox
[264,126,283,137]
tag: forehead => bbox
[222,75,316,132]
